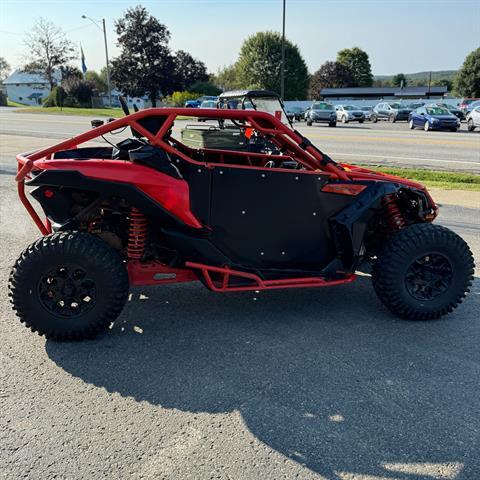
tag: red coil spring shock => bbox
[383,194,406,231]
[127,207,148,259]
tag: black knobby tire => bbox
[372,223,474,320]
[9,232,129,340]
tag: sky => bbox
[1,0,479,77]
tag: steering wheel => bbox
[119,96,130,116]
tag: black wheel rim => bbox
[37,264,97,318]
[405,253,453,301]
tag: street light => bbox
[81,15,112,107]
[280,0,286,100]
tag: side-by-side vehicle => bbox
[9,94,474,340]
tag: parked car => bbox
[305,101,337,127]
[408,102,425,110]
[372,102,412,122]
[359,106,374,120]
[466,106,480,131]
[185,95,217,108]
[459,98,480,113]
[408,105,460,132]
[335,105,365,123]
[285,106,305,121]
[433,103,465,121]
[197,100,218,122]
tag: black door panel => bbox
[209,167,355,271]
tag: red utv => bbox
[9,95,474,340]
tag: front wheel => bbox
[409,119,415,129]
[467,119,475,131]
[342,115,348,124]
[9,232,129,340]
[424,121,430,131]
[389,114,396,123]
[372,224,474,320]
[329,121,337,127]
[372,115,378,123]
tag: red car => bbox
[9,95,474,340]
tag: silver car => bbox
[335,105,365,123]
[305,101,337,127]
[466,106,480,131]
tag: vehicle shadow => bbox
[46,276,480,479]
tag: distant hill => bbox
[374,70,457,84]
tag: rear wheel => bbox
[372,114,378,123]
[9,232,129,341]
[359,119,364,123]
[306,119,313,126]
[372,223,474,320]
[329,121,337,127]
[389,114,396,123]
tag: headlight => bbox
[432,118,439,123]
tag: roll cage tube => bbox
[15,107,350,180]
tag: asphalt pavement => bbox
[0,111,479,480]
[0,107,479,173]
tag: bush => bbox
[165,91,201,107]
[62,77,94,107]
[43,86,68,108]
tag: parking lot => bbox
[1,109,479,480]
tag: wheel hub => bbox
[405,254,453,301]
[38,265,96,318]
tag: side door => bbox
[377,103,386,119]
[208,165,357,272]
[414,107,425,126]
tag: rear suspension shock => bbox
[127,207,148,259]
[383,193,406,231]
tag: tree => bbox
[0,56,10,81]
[392,73,407,87]
[187,81,221,96]
[453,47,480,97]
[110,6,176,106]
[308,61,354,99]
[174,50,208,91]
[85,71,108,93]
[235,31,309,100]
[336,47,373,87]
[60,65,83,81]
[214,64,243,91]
[23,18,76,89]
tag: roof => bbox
[219,89,280,99]
[3,69,62,85]
[320,86,447,97]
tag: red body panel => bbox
[32,158,202,228]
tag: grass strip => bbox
[364,165,480,191]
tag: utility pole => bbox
[82,15,112,107]
[102,19,112,108]
[280,0,286,100]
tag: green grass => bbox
[12,105,194,120]
[364,165,480,191]
[13,106,124,117]
[7,100,27,107]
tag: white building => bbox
[100,88,152,109]
[4,70,61,106]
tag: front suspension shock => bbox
[383,193,406,231]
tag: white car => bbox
[466,107,480,131]
[335,105,365,123]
